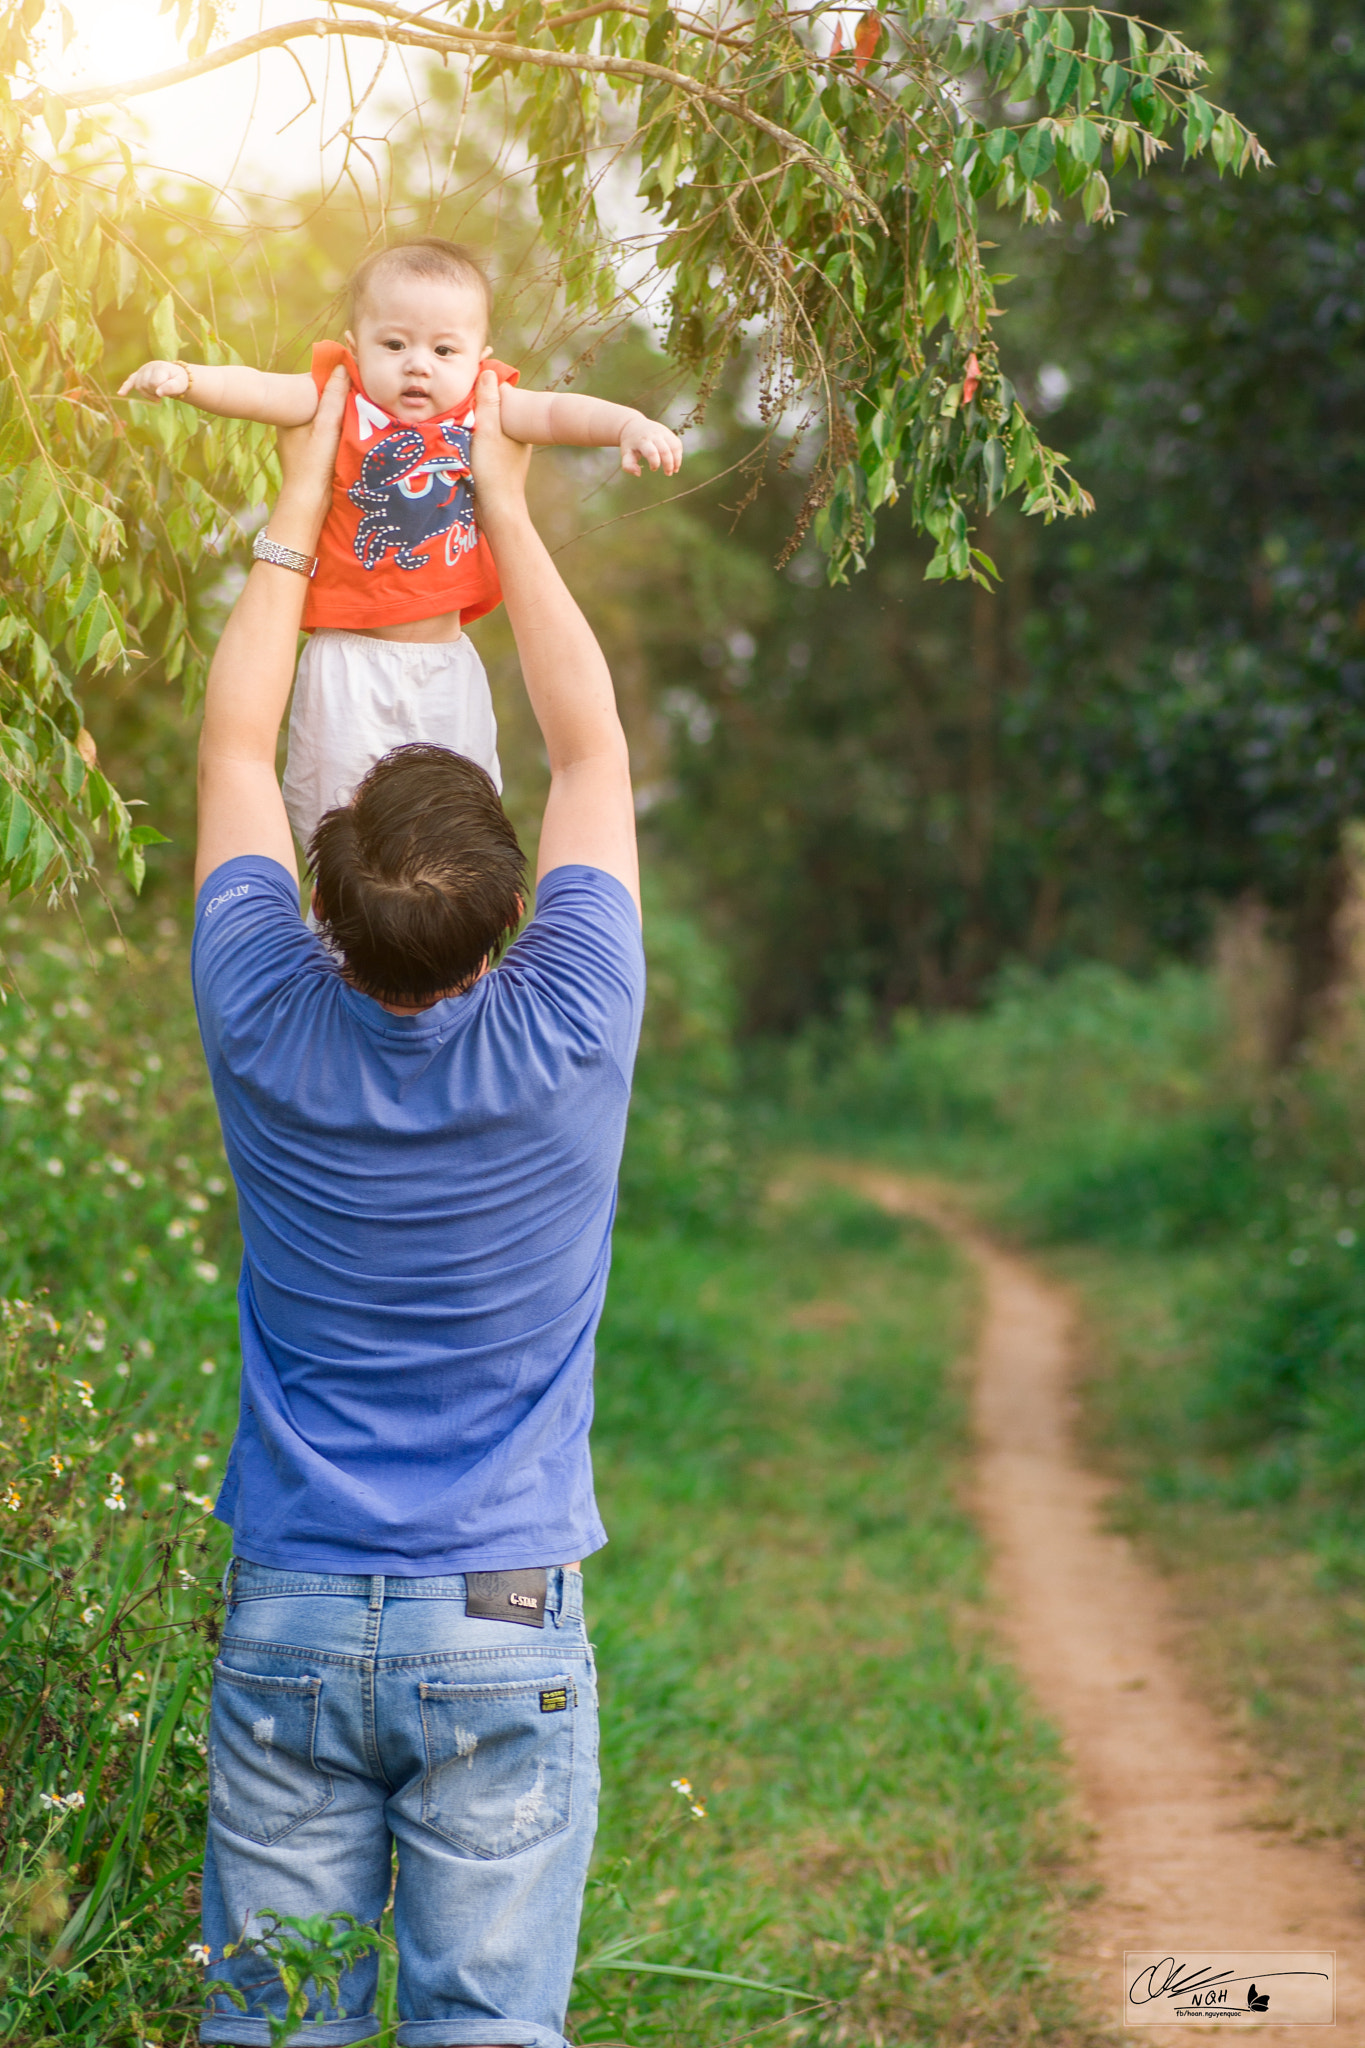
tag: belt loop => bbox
[369,1575,384,1612]
[221,1556,239,1609]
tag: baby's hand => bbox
[117,359,190,403]
[619,413,683,478]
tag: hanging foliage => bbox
[0,0,1266,902]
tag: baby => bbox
[119,237,682,849]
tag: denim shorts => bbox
[200,1562,598,2048]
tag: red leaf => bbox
[829,18,845,57]
[962,352,981,405]
[853,10,882,71]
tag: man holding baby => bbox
[188,337,642,2046]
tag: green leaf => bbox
[983,435,1006,500]
[1056,135,1089,196]
[983,23,1023,89]
[1016,121,1056,181]
[114,239,139,309]
[41,88,68,150]
[28,267,62,327]
[1130,72,1159,125]
[1046,49,1080,110]
[1210,108,1240,171]
[1085,11,1113,59]
[1183,90,1216,158]
[1069,113,1101,163]
[1050,10,1075,50]
[577,1958,813,1999]
[150,290,179,361]
[644,8,674,62]
[1081,168,1112,220]
[4,790,33,863]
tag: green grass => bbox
[772,957,1365,1857]
[575,1174,1087,2047]
[0,890,1092,2047]
[1056,1241,1365,1856]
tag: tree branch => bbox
[27,9,879,221]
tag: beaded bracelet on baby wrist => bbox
[174,360,195,398]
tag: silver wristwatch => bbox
[251,530,317,577]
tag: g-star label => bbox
[464,1568,547,1627]
[540,1687,569,1713]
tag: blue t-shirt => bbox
[191,856,644,1575]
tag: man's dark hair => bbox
[347,238,493,329]
[310,745,526,1006]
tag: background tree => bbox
[0,0,1262,907]
[1011,0,1365,1052]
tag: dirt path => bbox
[840,1166,1365,2040]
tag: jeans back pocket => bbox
[418,1674,577,1860]
[210,1663,334,1846]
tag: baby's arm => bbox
[499,385,682,477]
[116,360,319,428]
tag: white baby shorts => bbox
[282,628,502,851]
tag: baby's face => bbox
[346,273,492,421]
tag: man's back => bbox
[193,856,644,1576]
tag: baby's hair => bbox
[347,238,493,329]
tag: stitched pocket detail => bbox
[209,1663,333,1846]
[418,1674,576,1859]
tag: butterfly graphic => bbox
[1247,1984,1270,2012]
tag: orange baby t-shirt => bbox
[302,342,520,633]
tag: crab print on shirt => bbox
[350,414,478,573]
[302,342,519,633]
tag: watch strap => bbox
[252,530,317,578]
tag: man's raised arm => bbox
[468,368,641,917]
[193,368,348,895]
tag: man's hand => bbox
[470,368,534,516]
[118,359,191,402]
[617,412,683,478]
[469,372,639,914]
[268,364,349,557]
